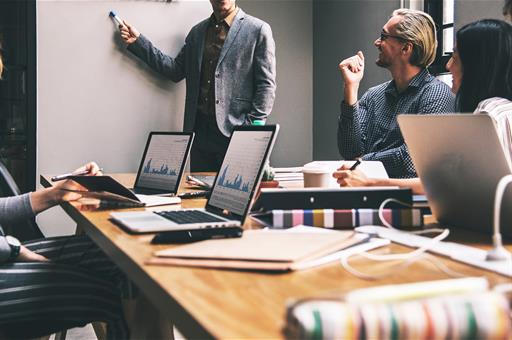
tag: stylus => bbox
[51,168,104,182]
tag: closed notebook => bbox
[253,208,423,228]
[148,230,360,271]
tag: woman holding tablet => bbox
[0,44,129,339]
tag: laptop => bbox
[132,132,194,196]
[110,125,280,233]
[398,114,512,236]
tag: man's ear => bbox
[402,41,413,55]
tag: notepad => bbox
[148,229,363,271]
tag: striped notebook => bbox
[256,209,423,228]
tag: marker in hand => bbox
[109,10,125,29]
[51,168,104,182]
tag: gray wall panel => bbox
[456,0,505,29]
[313,0,399,160]
[238,0,313,166]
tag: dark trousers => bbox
[191,113,229,172]
[0,235,129,340]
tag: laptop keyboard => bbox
[156,210,226,224]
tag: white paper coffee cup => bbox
[302,167,331,188]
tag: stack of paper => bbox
[273,167,304,182]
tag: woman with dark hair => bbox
[452,18,512,112]
[334,19,512,194]
[0,46,129,339]
[451,19,512,162]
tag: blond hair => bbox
[392,8,437,68]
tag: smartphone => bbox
[151,227,243,244]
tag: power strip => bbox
[355,226,512,277]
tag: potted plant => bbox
[259,162,279,188]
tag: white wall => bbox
[36,0,313,235]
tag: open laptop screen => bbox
[134,132,194,193]
[207,126,278,218]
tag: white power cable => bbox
[341,198,466,279]
[341,252,465,280]
[486,174,512,261]
[377,198,408,230]
[359,228,449,261]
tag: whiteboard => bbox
[37,0,211,175]
[36,0,211,236]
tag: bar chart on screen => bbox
[137,135,190,189]
[143,159,178,176]
[217,166,251,192]
[209,131,272,215]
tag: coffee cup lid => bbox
[302,166,329,174]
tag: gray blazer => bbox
[128,9,276,137]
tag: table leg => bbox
[126,294,174,340]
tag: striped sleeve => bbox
[475,97,512,165]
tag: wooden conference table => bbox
[41,173,512,339]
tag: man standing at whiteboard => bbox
[119,0,276,172]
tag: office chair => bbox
[0,160,44,240]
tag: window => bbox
[425,0,455,79]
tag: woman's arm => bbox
[30,162,102,214]
[0,194,34,225]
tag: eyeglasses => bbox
[379,31,407,42]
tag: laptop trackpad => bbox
[111,212,176,228]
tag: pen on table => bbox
[51,168,104,182]
[178,190,210,199]
[349,158,362,171]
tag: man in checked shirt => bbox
[337,9,455,178]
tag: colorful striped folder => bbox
[258,209,423,228]
[285,291,510,340]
